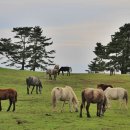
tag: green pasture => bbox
[0,67,130,130]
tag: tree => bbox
[0,38,18,66]
[89,23,130,74]
[12,27,32,70]
[106,24,130,74]
[0,26,55,71]
[88,57,106,73]
[27,26,55,71]
[88,42,106,72]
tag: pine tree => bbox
[27,26,55,71]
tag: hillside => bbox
[0,67,130,130]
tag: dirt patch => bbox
[16,119,28,125]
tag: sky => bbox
[0,0,130,73]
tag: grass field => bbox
[0,67,130,130]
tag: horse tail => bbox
[15,91,17,102]
[51,89,57,108]
[81,90,86,107]
[70,87,78,104]
[124,90,128,105]
[69,67,72,72]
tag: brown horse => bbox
[80,88,107,118]
[97,84,113,91]
[0,88,17,111]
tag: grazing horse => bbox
[46,65,59,80]
[54,64,59,70]
[0,88,17,111]
[97,84,113,91]
[51,86,78,112]
[104,87,128,109]
[80,88,107,118]
[46,69,58,80]
[58,66,72,76]
[26,76,42,94]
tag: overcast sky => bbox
[0,0,130,73]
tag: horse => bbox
[51,86,78,112]
[0,88,17,111]
[58,66,72,76]
[104,87,128,109]
[26,76,42,94]
[110,67,115,76]
[54,64,59,70]
[80,88,107,118]
[46,69,58,80]
[46,65,59,80]
[97,84,113,91]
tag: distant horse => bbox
[46,69,58,80]
[80,88,107,118]
[46,65,59,80]
[58,66,72,76]
[51,86,78,112]
[97,84,113,91]
[0,88,17,111]
[110,67,115,76]
[26,76,42,94]
[104,87,128,109]
[54,64,59,70]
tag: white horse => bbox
[104,87,128,109]
[51,86,78,112]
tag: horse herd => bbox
[0,68,128,119]
[46,65,72,80]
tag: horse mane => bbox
[65,86,78,104]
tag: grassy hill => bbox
[0,67,130,130]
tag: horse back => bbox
[0,88,17,101]
[84,88,105,103]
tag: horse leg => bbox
[106,98,111,108]
[86,103,91,118]
[31,86,35,94]
[62,71,64,75]
[80,103,83,117]
[61,101,65,112]
[36,86,38,94]
[12,101,15,112]
[39,86,42,94]
[27,85,29,94]
[69,100,73,112]
[54,74,57,80]
[49,74,51,80]
[97,103,102,117]
[7,100,12,111]
[0,100,2,111]
[68,71,70,76]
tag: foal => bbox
[0,88,17,111]
[80,88,107,118]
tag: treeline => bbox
[0,26,55,71]
[88,23,130,74]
